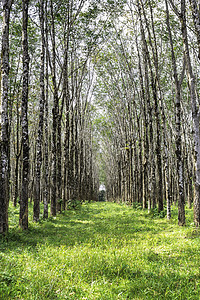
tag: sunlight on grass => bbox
[0,202,200,299]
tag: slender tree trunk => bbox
[137,49,149,209]
[189,0,200,60]
[14,99,21,207]
[19,0,30,230]
[74,104,79,200]
[166,0,185,225]
[33,0,45,222]
[43,0,49,219]
[57,115,62,213]
[180,0,200,226]
[0,0,13,234]
[69,113,75,204]
[63,104,70,209]
[50,0,58,216]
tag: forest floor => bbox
[0,201,200,299]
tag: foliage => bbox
[0,202,200,299]
[149,207,167,218]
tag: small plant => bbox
[67,199,82,210]
[132,202,142,210]
[57,198,63,204]
[149,206,167,218]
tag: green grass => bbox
[0,202,200,299]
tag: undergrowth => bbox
[0,202,200,299]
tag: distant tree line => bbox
[93,0,200,227]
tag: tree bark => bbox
[43,0,49,219]
[180,0,200,226]
[19,0,30,230]
[166,0,185,225]
[50,0,58,216]
[0,0,13,234]
[137,0,163,212]
[33,0,45,222]
[189,0,200,60]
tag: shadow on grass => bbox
[0,202,196,252]
[1,202,200,299]
[1,202,162,250]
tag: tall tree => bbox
[43,0,49,219]
[33,0,45,222]
[19,0,30,230]
[49,0,59,216]
[189,0,200,60]
[180,0,200,227]
[137,0,164,212]
[0,0,13,234]
[165,0,186,225]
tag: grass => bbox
[0,201,200,299]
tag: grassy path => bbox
[0,202,200,299]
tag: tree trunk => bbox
[33,0,45,222]
[166,0,185,225]
[43,0,49,219]
[189,0,200,60]
[181,0,200,227]
[19,0,30,230]
[50,0,58,216]
[0,0,13,234]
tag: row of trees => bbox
[1,0,116,233]
[93,0,200,227]
[1,0,200,233]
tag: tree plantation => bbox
[1,0,200,230]
[2,1,200,299]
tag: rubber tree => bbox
[19,0,30,230]
[0,0,13,234]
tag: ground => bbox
[0,201,200,299]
